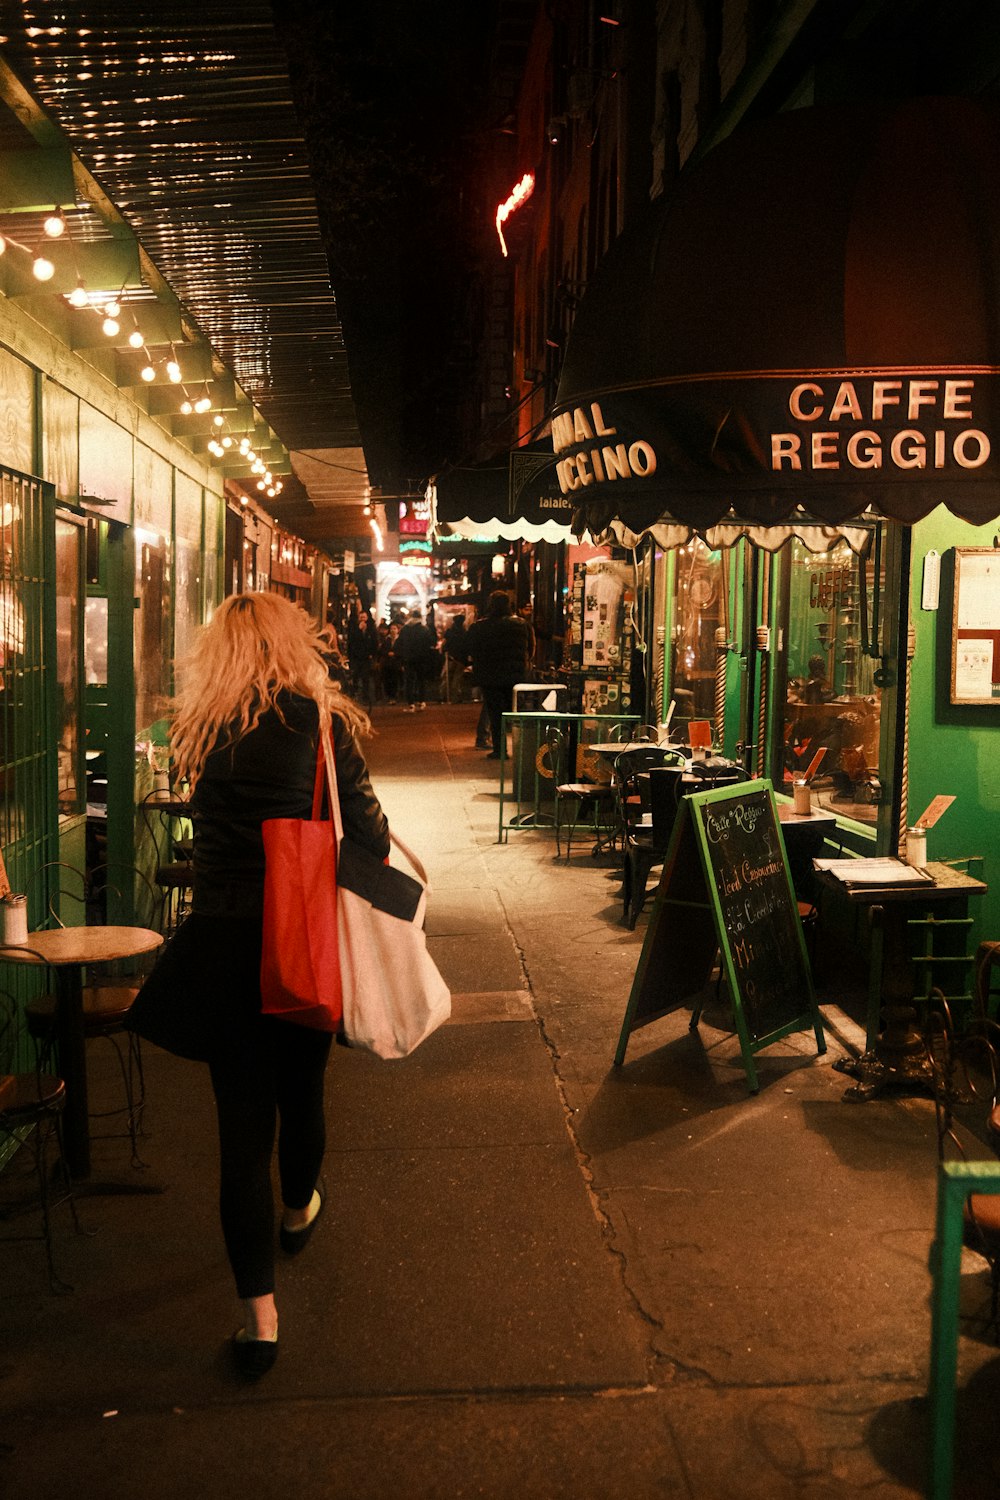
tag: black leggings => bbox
[209,1017,333,1300]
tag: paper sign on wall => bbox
[915,795,956,829]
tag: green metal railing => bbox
[928,1159,1000,1499]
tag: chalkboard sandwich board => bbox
[614,778,826,1093]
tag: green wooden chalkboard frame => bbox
[614,778,826,1092]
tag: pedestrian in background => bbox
[133,592,389,1376]
[466,590,530,758]
[347,608,378,709]
[443,613,471,703]
[378,622,399,703]
[396,610,437,710]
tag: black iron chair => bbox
[613,749,688,927]
[0,972,83,1292]
[23,863,158,1169]
[544,726,617,861]
[140,789,193,937]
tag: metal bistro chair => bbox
[23,863,159,1169]
[0,970,83,1293]
[542,726,617,862]
[141,788,193,937]
[615,749,687,928]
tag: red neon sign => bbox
[496,172,535,257]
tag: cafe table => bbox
[1,925,163,1180]
[776,803,838,901]
[813,859,987,1101]
[497,711,638,840]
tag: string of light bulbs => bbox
[2,203,289,486]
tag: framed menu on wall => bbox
[951,548,1000,704]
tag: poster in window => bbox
[950,549,1000,704]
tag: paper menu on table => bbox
[813,857,934,886]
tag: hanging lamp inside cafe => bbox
[552,96,1000,544]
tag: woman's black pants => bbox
[209,1017,333,1299]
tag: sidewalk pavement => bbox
[2,704,998,1499]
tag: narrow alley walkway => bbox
[2,703,997,1499]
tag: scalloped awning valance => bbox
[554,98,1000,539]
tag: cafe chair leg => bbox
[25,985,148,1170]
[0,1075,84,1294]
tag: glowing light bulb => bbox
[195,396,211,413]
[213,414,224,427]
[68,281,88,308]
[256,480,266,491]
[104,299,120,317]
[141,364,156,382]
[0,235,7,256]
[43,210,66,239]
[32,256,55,282]
[102,316,120,337]
[221,436,232,448]
[166,360,182,383]
[180,399,193,415]
[127,328,143,348]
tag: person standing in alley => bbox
[396,609,437,710]
[443,613,471,703]
[466,589,529,759]
[378,621,400,703]
[130,592,390,1377]
[347,608,378,709]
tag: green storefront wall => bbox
[908,507,1000,953]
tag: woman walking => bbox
[133,593,389,1375]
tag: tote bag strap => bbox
[319,723,431,890]
[319,723,345,841]
[312,737,330,820]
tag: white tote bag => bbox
[321,728,451,1058]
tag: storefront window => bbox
[173,538,202,666]
[778,537,882,824]
[134,527,171,733]
[670,541,724,733]
[54,515,83,818]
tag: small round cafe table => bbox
[1,925,163,1179]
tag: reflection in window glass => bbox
[780,538,882,825]
[134,528,170,733]
[85,597,108,685]
[174,539,202,665]
[54,518,83,817]
[670,541,723,734]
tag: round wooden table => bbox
[1,926,163,1178]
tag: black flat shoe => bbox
[230,1329,279,1377]
[280,1179,325,1256]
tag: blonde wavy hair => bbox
[170,593,370,788]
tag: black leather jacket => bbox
[190,691,389,920]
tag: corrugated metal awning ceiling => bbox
[0,3,371,543]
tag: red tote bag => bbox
[259,744,343,1030]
